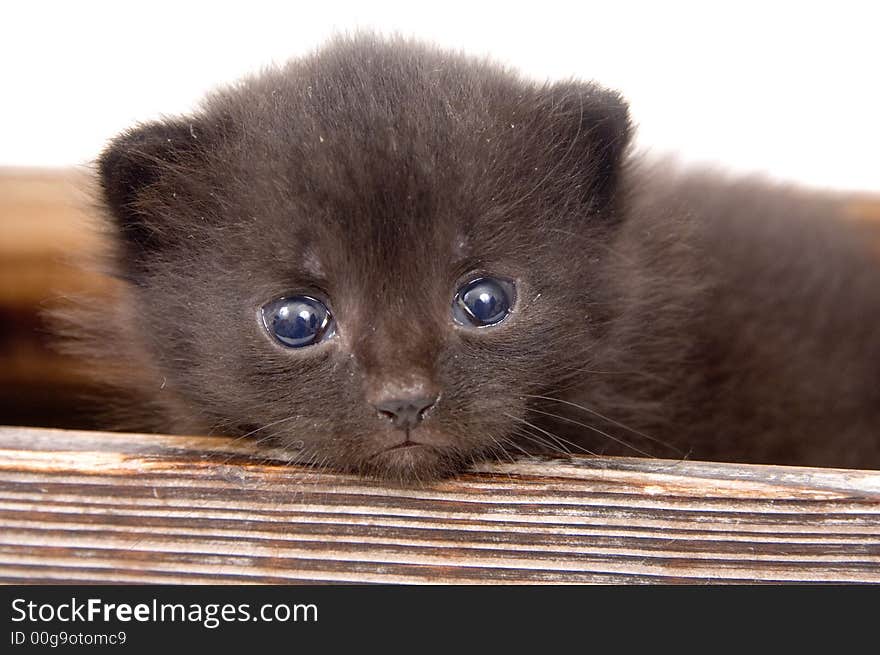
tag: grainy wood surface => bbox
[0,425,878,584]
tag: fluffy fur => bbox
[58,35,880,479]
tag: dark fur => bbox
[60,35,880,479]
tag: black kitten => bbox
[62,35,880,480]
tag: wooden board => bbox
[0,426,878,584]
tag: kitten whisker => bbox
[489,435,529,463]
[505,413,599,457]
[526,406,655,458]
[522,393,684,456]
[508,428,561,456]
[205,414,307,470]
[512,426,598,458]
[510,429,568,455]
[505,418,571,455]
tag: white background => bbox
[2,0,878,191]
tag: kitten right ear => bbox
[98,119,205,263]
[530,81,632,213]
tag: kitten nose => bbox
[372,393,439,430]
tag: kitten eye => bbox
[261,295,335,348]
[452,276,515,328]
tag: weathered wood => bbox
[0,425,878,584]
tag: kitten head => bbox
[97,35,631,481]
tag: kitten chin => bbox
[347,443,472,484]
[55,34,880,479]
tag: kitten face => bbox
[98,36,630,480]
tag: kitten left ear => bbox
[98,118,210,266]
[539,81,632,210]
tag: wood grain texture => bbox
[0,426,878,584]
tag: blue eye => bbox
[452,276,515,327]
[261,295,335,348]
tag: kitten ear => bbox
[98,119,206,263]
[539,81,632,210]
